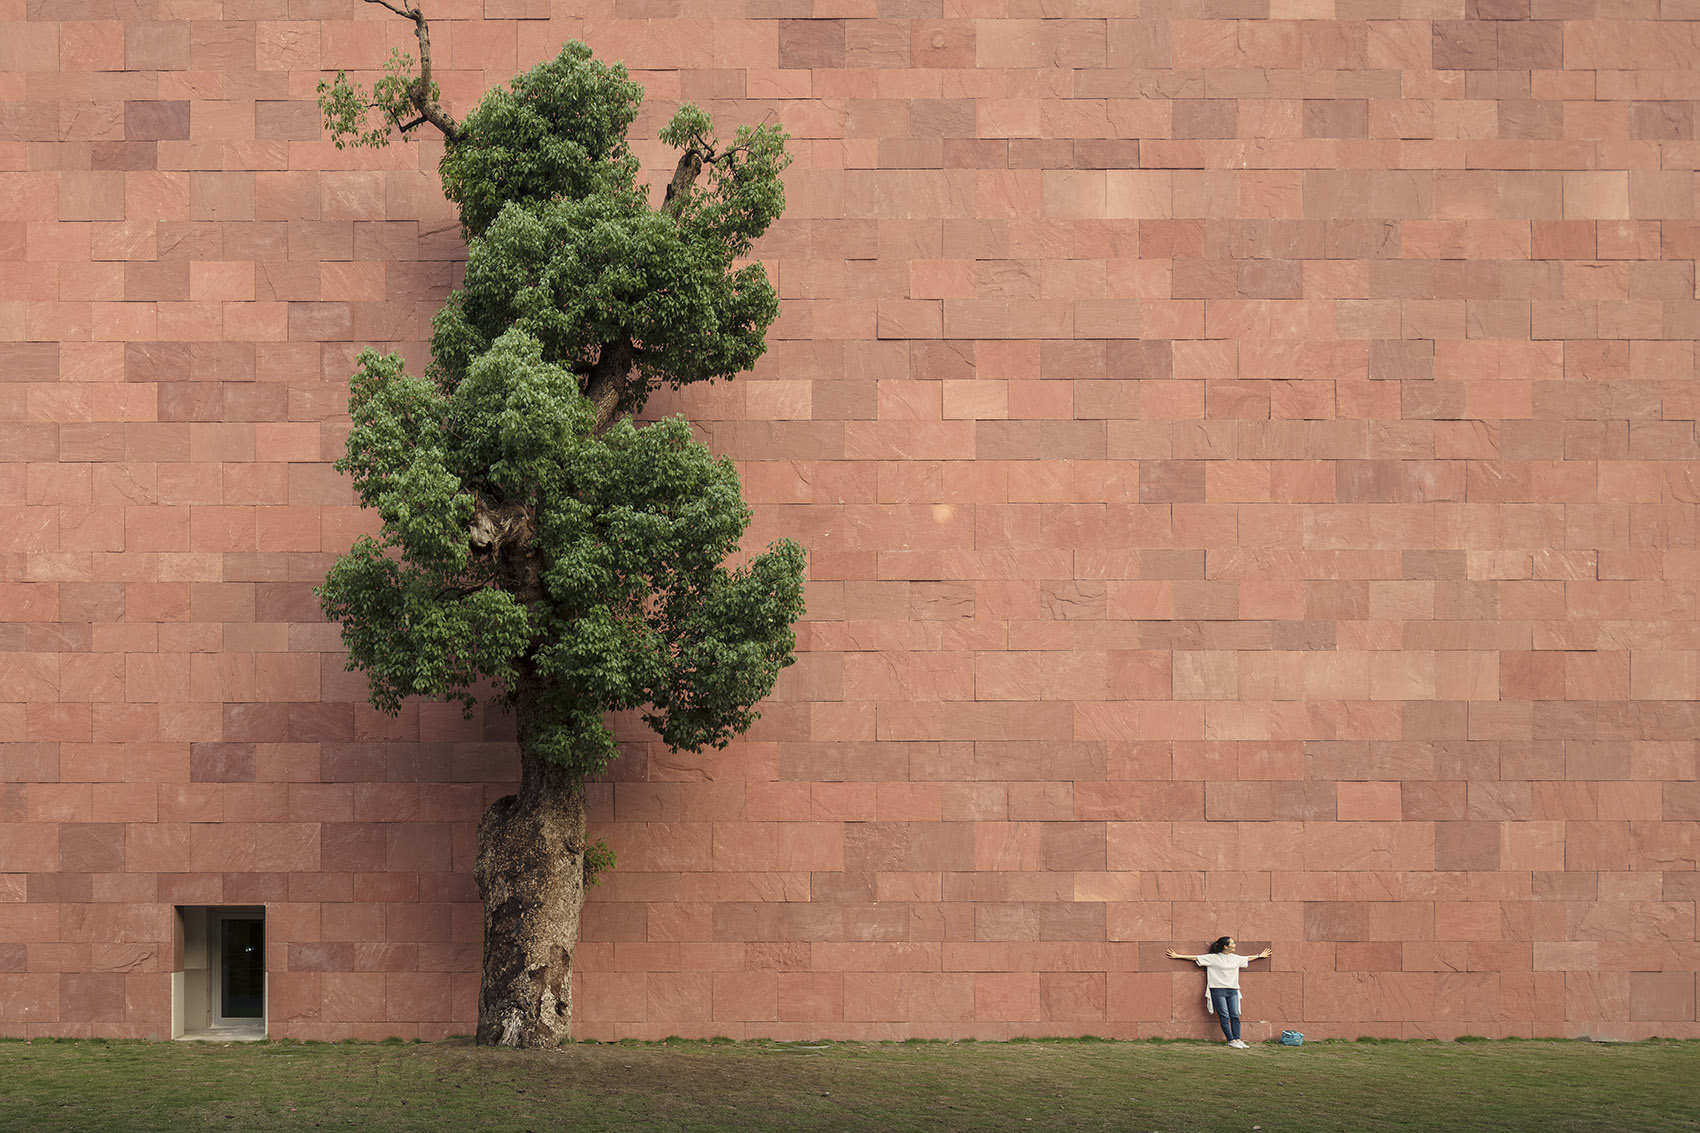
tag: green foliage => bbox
[659,107,790,261]
[583,840,617,886]
[426,44,789,419]
[438,41,644,240]
[318,40,804,790]
[321,331,805,780]
[317,49,434,150]
[430,188,779,425]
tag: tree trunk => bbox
[473,746,587,1047]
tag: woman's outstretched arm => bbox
[1165,949,1198,961]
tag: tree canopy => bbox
[319,329,806,779]
[317,24,804,898]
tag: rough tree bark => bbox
[467,481,582,1047]
[472,682,588,1048]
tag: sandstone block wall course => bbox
[0,0,1697,1040]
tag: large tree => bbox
[315,4,806,1047]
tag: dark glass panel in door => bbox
[220,917,264,1019]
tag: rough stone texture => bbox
[0,0,1697,1042]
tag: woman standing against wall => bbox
[1167,937,1272,1048]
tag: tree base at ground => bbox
[473,756,586,1048]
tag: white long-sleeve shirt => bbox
[1195,953,1251,1012]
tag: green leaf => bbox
[321,39,805,828]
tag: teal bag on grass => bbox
[1280,1030,1304,1046]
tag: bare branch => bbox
[363,0,460,140]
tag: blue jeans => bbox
[1209,988,1241,1040]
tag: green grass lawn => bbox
[2,1036,1696,1132]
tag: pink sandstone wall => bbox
[2,0,1698,1041]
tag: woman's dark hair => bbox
[1209,936,1232,954]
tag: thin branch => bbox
[363,0,460,140]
